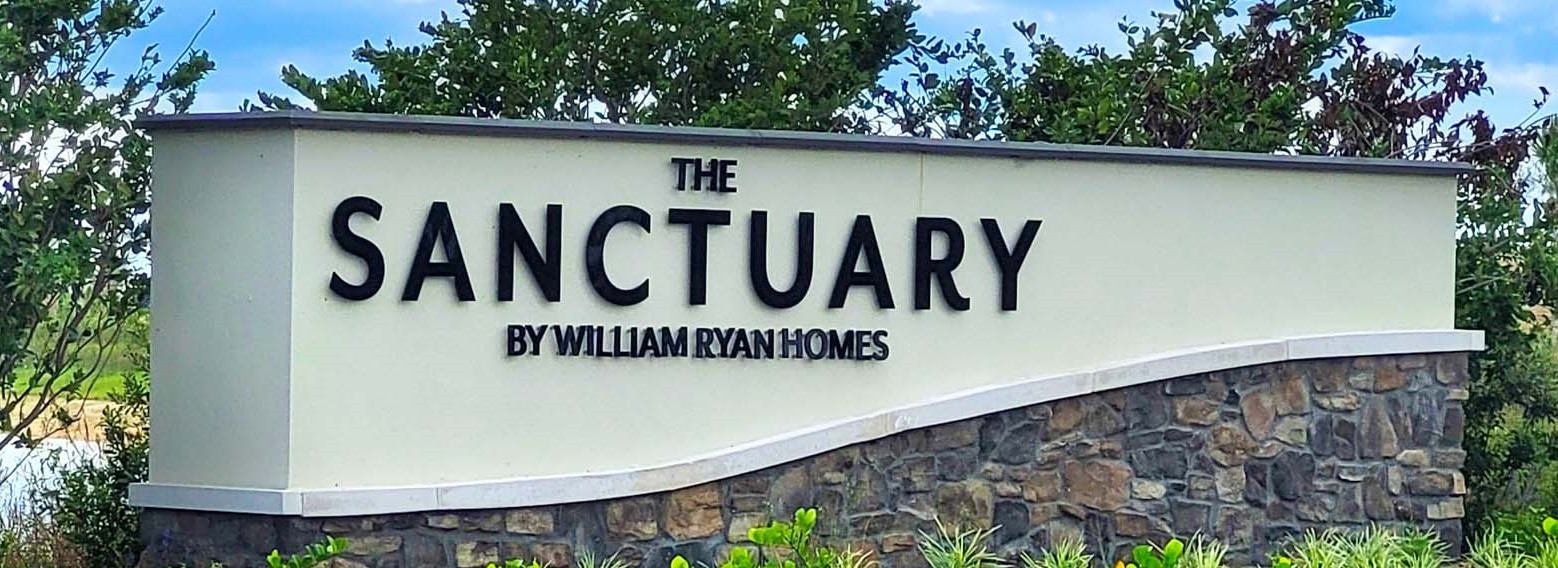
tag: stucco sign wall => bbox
[130,112,1478,517]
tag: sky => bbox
[117,0,1557,129]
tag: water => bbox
[0,438,101,511]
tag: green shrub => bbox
[40,372,148,568]
[578,550,633,568]
[1471,515,1558,568]
[492,551,633,568]
[671,509,872,568]
[1019,538,1090,568]
[1178,537,1227,568]
[260,537,347,568]
[1461,124,1558,527]
[1273,526,1448,568]
[1469,527,1536,568]
[1489,509,1558,557]
[1123,539,1184,568]
[918,521,1006,568]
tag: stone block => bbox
[994,501,1030,544]
[993,424,1041,465]
[606,498,659,541]
[1408,470,1460,496]
[1242,389,1278,440]
[1273,372,1310,415]
[1173,398,1219,426]
[1426,498,1465,520]
[768,467,812,516]
[880,533,917,553]
[403,536,445,567]
[1215,467,1246,504]
[890,457,938,493]
[1433,450,1467,469]
[1062,460,1132,511]
[1208,424,1257,466]
[727,513,767,543]
[665,484,724,539]
[1360,403,1401,458]
[455,541,499,568]
[1274,417,1308,446]
[1131,479,1167,501]
[935,480,995,528]
[927,422,980,451]
[532,543,574,567]
[1396,449,1430,467]
[1049,399,1086,436]
[346,536,401,556]
[506,510,556,535]
[463,512,505,533]
[1314,392,1362,412]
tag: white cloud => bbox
[1439,0,1544,24]
[1368,35,1422,58]
[1486,62,1558,122]
[916,0,998,16]
[190,91,244,113]
[1493,62,1558,94]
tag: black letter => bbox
[669,208,732,305]
[981,219,1043,311]
[749,211,814,309]
[914,217,970,311]
[403,202,475,301]
[719,160,738,193]
[328,196,385,301]
[671,157,697,190]
[871,330,890,361]
[507,325,526,356]
[828,215,894,309]
[498,204,562,302]
[586,205,651,306]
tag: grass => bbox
[7,307,147,402]
[9,369,132,401]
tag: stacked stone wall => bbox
[140,354,1469,568]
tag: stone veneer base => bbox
[140,352,1471,568]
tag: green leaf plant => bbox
[1116,539,1183,568]
[672,509,873,568]
[263,537,347,568]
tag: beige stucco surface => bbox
[149,129,295,489]
[148,126,1457,493]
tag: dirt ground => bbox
[7,398,113,444]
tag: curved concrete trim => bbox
[134,111,1471,177]
[130,329,1483,517]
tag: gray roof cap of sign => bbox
[137,110,1473,177]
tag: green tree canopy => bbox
[1,0,211,453]
[878,0,1558,521]
[256,0,917,132]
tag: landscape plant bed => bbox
[299,508,1555,568]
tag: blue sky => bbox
[123,0,1555,128]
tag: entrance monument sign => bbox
[130,111,1479,567]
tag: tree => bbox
[0,0,210,460]
[883,0,1558,525]
[254,0,917,133]
[3,3,210,566]
[268,0,1557,529]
